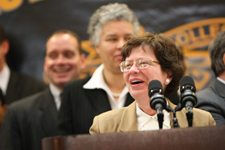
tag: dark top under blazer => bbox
[195,79,225,125]
[0,88,57,150]
[57,76,134,135]
[4,70,47,105]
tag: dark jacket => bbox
[195,79,225,125]
[4,70,47,105]
[0,88,57,150]
[57,76,134,135]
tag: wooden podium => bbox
[42,125,225,150]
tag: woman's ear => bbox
[165,71,173,85]
[95,44,101,55]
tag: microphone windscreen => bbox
[148,80,163,90]
[148,80,163,97]
[180,76,196,93]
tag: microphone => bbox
[148,80,166,129]
[179,76,197,127]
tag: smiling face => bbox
[95,20,135,74]
[123,46,172,104]
[44,33,85,89]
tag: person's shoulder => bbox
[90,102,137,133]
[96,107,127,123]
[65,76,91,89]
[8,90,47,111]
[193,107,211,114]
[192,107,215,125]
[196,86,216,103]
[4,91,47,123]
[195,86,221,116]
[196,87,211,96]
[10,70,47,87]
[196,79,220,99]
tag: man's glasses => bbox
[119,57,160,72]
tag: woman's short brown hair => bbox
[122,32,185,98]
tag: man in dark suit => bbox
[0,25,47,127]
[195,30,225,125]
[0,30,86,150]
[57,3,138,135]
[3,70,47,104]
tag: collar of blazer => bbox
[118,100,188,132]
[212,79,225,98]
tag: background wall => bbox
[0,0,225,91]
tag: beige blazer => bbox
[90,101,215,134]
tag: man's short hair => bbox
[208,30,225,77]
[47,30,82,55]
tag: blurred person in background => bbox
[0,25,47,127]
[0,30,86,150]
[57,3,140,135]
[195,30,225,125]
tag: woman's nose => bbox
[128,63,139,74]
[117,39,126,49]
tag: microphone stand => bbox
[155,102,179,129]
[155,103,164,129]
[180,92,196,127]
[155,103,181,129]
[174,99,195,127]
[165,105,180,128]
[172,103,183,128]
[172,109,180,128]
[179,76,198,127]
[185,101,193,127]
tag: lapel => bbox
[168,100,188,128]
[119,101,138,132]
[38,88,58,136]
[5,70,20,104]
[118,100,188,131]
[211,79,225,98]
[124,93,135,106]
[86,89,134,113]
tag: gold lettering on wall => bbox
[164,18,225,90]
[0,0,43,14]
[29,0,42,4]
[0,0,22,12]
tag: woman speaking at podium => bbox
[90,32,215,134]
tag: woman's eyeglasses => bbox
[119,57,160,72]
